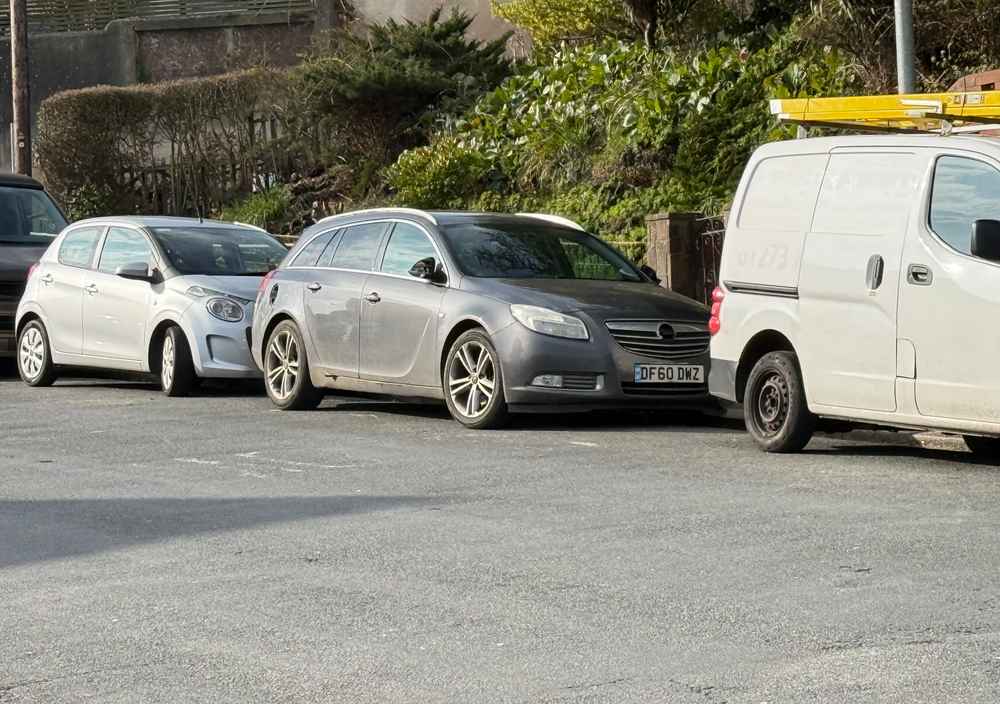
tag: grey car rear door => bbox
[360,221,447,388]
[302,221,389,378]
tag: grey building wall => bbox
[353,0,514,42]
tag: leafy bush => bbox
[387,30,859,239]
[218,185,292,230]
[492,0,630,47]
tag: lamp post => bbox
[894,0,916,94]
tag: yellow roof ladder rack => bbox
[770,92,1000,136]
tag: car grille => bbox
[605,320,710,360]
[0,281,25,300]
[621,382,708,396]
[562,373,599,391]
[0,282,24,331]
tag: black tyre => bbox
[161,326,197,397]
[263,320,323,410]
[17,320,58,387]
[744,350,815,453]
[443,329,509,430]
[964,435,1000,460]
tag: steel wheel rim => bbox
[751,371,789,438]
[19,327,44,380]
[265,330,300,401]
[449,341,496,419]
[162,335,175,390]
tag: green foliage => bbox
[218,185,292,230]
[387,30,858,239]
[492,0,629,47]
[387,138,495,209]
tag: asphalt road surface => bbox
[3,367,1000,703]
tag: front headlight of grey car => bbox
[206,297,244,323]
[510,304,589,340]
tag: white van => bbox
[709,134,1000,454]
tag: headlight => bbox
[206,297,244,323]
[510,305,589,340]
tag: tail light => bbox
[257,269,276,301]
[27,262,38,280]
[708,286,724,336]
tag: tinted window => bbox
[58,227,102,268]
[291,230,337,267]
[330,223,387,271]
[149,226,287,276]
[98,228,155,274]
[380,223,437,276]
[0,187,67,244]
[930,156,1000,255]
[440,222,642,281]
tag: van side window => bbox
[930,156,1000,255]
[291,230,337,268]
[58,227,102,269]
[812,152,920,236]
[738,155,827,232]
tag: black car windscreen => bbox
[149,227,288,275]
[440,223,642,281]
[0,187,67,244]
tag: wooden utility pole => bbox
[9,0,30,175]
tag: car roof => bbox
[0,173,45,189]
[755,133,1000,158]
[70,216,266,231]
[311,208,584,232]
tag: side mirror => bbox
[972,219,1000,262]
[640,264,661,284]
[115,262,155,282]
[409,257,447,284]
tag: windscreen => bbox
[149,226,287,276]
[0,187,67,244]
[440,222,644,281]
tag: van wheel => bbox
[963,435,1000,459]
[17,320,58,387]
[744,351,815,453]
[264,320,323,410]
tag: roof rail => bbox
[317,207,438,226]
[516,213,585,231]
[771,91,1000,135]
[233,221,269,232]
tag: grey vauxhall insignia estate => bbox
[251,209,713,429]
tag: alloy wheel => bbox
[266,330,300,401]
[162,335,175,390]
[19,327,44,381]
[449,340,497,419]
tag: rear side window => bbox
[330,222,388,271]
[291,230,337,268]
[58,227,102,268]
[98,227,155,274]
[812,152,920,236]
[929,156,1000,255]
[738,154,828,232]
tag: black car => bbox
[0,174,67,358]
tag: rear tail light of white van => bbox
[709,287,724,335]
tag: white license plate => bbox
[633,364,704,384]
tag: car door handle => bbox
[907,264,933,286]
[865,254,884,291]
[40,273,54,285]
[84,284,99,295]
[365,292,381,304]
[307,282,322,292]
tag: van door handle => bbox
[865,254,884,290]
[907,264,933,286]
[365,292,381,304]
[307,282,322,292]
[84,284,99,295]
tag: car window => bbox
[330,222,387,271]
[380,223,438,277]
[98,227,155,274]
[148,226,286,275]
[0,187,67,244]
[57,227,102,269]
[291,230,337,268]
[930,156,1000,255]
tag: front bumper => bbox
[184,309,260,379]
[492,320,714,413]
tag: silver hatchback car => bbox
[251,209,712,428]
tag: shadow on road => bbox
[0,495,439,569]
[806,443,995,467]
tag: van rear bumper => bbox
[709,357,738,402]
